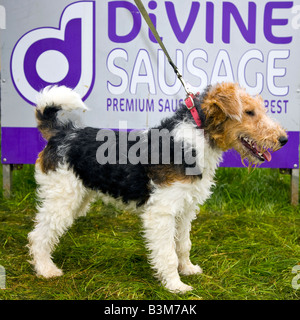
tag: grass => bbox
[0,163,299,300]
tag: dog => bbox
[28,82,287,293]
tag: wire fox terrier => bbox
[28,82,287,293]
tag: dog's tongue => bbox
[263,150,272,162]
[253,141,272,162]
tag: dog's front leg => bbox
[176,207,203,276]
[142,209,193,294]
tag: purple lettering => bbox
[148,1,160,43]
[165,1,200,43]
[264,2,293,44]
[277,100,282,113]
[113,98,118,111]
[107,98,112,110]
[108,1,141,43]
[271,100,276,113]
[206,2,214,43]
[223,2,256,44]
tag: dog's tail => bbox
[35,85,88,140]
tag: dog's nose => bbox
[278,136,288,146]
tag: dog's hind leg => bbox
[28,164,88,278]
[74,191,96,218]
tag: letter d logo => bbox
[11,1,95,105]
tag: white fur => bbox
[36,85,88,112]
[28,124,223,293]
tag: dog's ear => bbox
[208,82,242,121]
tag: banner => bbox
[1,0,299,168]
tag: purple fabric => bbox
[1,127,299,168]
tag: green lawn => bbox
[0,164,299,300]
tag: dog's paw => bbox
[36,264,63,278]
[179,263,203,276]
[165,281,193,294]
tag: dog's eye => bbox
[245,110,255,116]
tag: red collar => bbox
[185,93,202,127]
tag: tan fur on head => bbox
[205,82,242,121]
[202,82,287,166]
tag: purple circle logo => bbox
[10,1,95,105]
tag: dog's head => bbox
[201,82,288,166]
